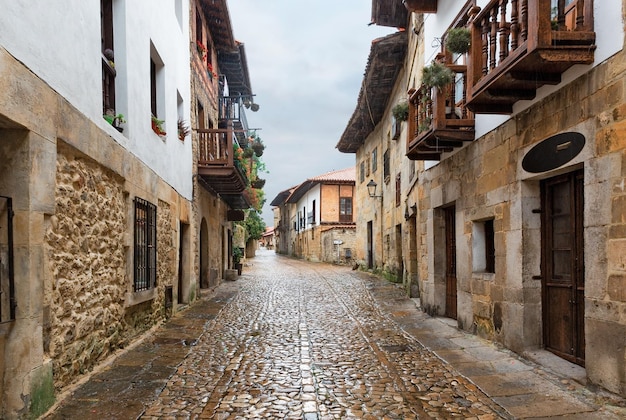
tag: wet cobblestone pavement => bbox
[43,249,626,419]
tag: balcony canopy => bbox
[201,0,253,96]
[371,0,408,28]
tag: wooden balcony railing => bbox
[406,66,475,161]
[466,0,595,113]
[197,129,248,206]
[198,129,233,167]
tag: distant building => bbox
[271,168,356,264]
[260,226,275,249]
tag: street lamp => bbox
[367,179,382,199]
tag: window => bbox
[0,196,15,322]
[195,8,203,49]
[150,43,165,120]
[197,101,205,129]
[150,58,157,117]
[308,200,316,225]
[395,174,401,207]
[101,0,115,114]
[134,197,157,292]
[383,149,390,182]
[372,148,378,172]
[472,218,495,273]
[484,219,495,273]
[360,161,365,183]
[339,197,353,223]
[366,156,370,177]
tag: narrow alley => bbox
[43,250,626,420]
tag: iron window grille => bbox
[134,197,157,292]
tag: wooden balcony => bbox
[403,0,437,13]
[197,129,249,209]
[466,0,595,114]
[406,67,475,161]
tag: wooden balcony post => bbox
[467,6,483,88]
[529,0,552,49]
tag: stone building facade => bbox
[0,1,201,417]
[191,1,259,291]
[340,0,626,398]
[271,168,357,264]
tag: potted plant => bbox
[151,116,166,137]
[233,247,243,275]
[392,102,409,122]
[445,28,471,54]
[196,40,207,59]
[103,110,126,132]
[177,118,190,141]
[207,62,217,80]
[422,61,455,89]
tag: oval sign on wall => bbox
[522,132,585,173]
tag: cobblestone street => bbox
[43,249,626,419]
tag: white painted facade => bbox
[0,0,193,199]
[295,184,321,231]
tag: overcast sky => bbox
[228,1,396,227]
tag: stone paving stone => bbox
[42,250,626,420]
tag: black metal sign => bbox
[522,132,585,173]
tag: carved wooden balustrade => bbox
[466,0,595,113]
[406,66,475,161]
[197,129,248,207]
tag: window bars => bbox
[134,197,157,292]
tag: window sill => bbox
[125,288,157,307]
[471,272,495,281]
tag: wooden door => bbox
[367,221,374,269]
[542,170,585,366]
[445,206,457,319]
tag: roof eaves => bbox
[336,31,407,153]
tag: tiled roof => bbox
[309,167,355,183]
[286,167,355,203]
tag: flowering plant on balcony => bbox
[207,62,217,80]
[151,115,166,137]
[196,40,207,59]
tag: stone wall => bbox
[44,144,127,388]
[320,227,356,264]
[414,48,626,396]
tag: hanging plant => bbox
[445,28,471,54]
[422,61,455,89]
[251,139,265,157]
[242,147,254,158]
[392,102,409,122]
[251,178,266,189]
